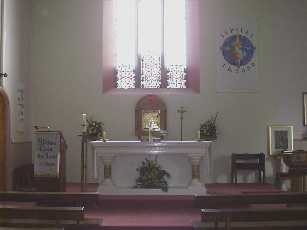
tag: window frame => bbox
[102,0,200,94]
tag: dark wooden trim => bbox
[194,192,307,208]
[0,221,102,230]
[194,221,307,230]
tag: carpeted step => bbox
[97,195,195,209]
[103,226,193,230]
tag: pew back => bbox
[0,191,98,207]
[194,192,307,230]
[0,192,102,229]
[0,204,84,220]
[195,192,307,208]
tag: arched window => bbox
[103,0,200,93]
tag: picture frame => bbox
[303,92,307,126]
[268,125,293,156]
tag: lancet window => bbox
[113,0,187,89]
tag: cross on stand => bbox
[177,106,187,141]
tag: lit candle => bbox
[82,113,87,132]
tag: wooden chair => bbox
[231,153,265,184]
[12,164,35,191]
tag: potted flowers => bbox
[199,113,218,140]
[135,158,170,192]
[86,118,104,141]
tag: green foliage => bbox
[87,118,104,140]
[200,112,218,140]
[135,158,170,192]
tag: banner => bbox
[216,20,258,92]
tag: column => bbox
[189,154,203,187]
[101,154,115,188]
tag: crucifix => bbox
[177,106,187,141]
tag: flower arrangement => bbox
[199,112,218,140]
[86,118,104,141]
[135,158,170,192]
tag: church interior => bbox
[1,0,307,229]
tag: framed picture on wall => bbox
[268,125,293,155]
[303,92,307,126]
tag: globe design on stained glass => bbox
[221,34,255,67]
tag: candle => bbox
[82,113,87,132]
[197,130,201,139]
[102,130,106,141]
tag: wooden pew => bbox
[0,191,98,207]
[194,192,307,230]
[0,191,102,229]
[0,204,101,229]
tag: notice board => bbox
[33,131,66,191]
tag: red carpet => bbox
[65,183,281,230]
[87,207,199,230]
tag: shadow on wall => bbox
[212,154,230,183]
[212,154,271,184]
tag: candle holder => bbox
[80,131,88,192]
[80,113,88,192]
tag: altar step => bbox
[97,195,195,208]
[88,207,198,230]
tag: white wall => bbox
[30,0,307,183]
[2,0,32,188]
[3,0,32,142]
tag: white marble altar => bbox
[90,140,212,195]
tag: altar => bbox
[90,140,212,195]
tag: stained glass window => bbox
[113,0,187,89]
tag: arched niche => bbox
[135,95,167,140]
[0,87,10,191]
